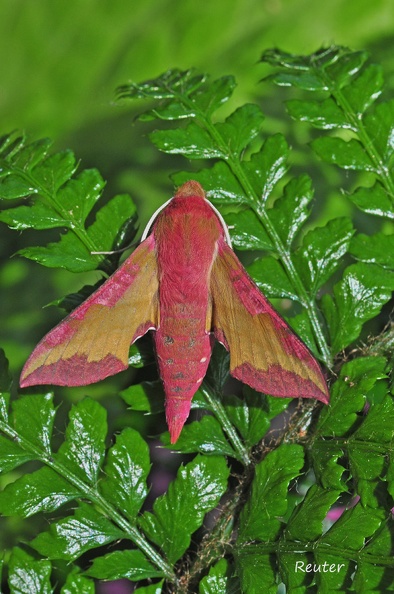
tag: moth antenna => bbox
[91,240,139,256]
[140,198,173,242]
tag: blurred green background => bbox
[1,0,394,378]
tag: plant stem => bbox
[201,385,251,466]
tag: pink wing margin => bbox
[20,235,159,387]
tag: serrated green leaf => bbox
[312,137,375,171]
[224,209,272,251]
[285,485,340,541]
[194,75,237,115]
[0,435,36,473]
[173,162,246,205]
[363,100,394,161]
[235,546,278,594]
[86,193,136,251]
[349,182,394,219]
[12,138,53,171]
[139,455,229,563]
[286,98,350,130]
[31,501,123,560]
[0,174,35,199]
[342,63,383,115]
[8,547,52,594]
[322,263,394,353]
[238,444,304,542]
[0,466,80,517]
[0,202,71,230]
[268,175,313,249]
[247,256,300,302]
[18,232,98,272]
[150,122,225,159]
[350,231,394,269]
[85,549,165,581]
[100,428,150,518]
[310,442,346,490]
[216,104,264,157]
[56,398,107,485]
[316,357,387,436]
[55,168,104,225]
[295,217,354,294]
[199,558,235,594]
[61,569,95,594]
[160,415,237,458]
[120,381,164,414]
[286,310,318,355]
[244,134,288,202]
[321,503,384,550]
[30,150,77,195]
[12,393,55,456]
[118,68,205,101]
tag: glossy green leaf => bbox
[322,263,394,353]
[100,428,150,519]
[86,193,137,251]
[0,202,71,230]
[173,161,246,204]
[349,182,394,219]
[0,466,81,517]
[224,390,291,448]
[295,217,354,294]
[0,435,36,473]
[11,138,53,170]
[11,393,55,456]
[121,381,165,414]
[321,503,384,550]
[61,569,95,594]
[216,104,265,156]
[199,558,235,594]
[248,255,300,302]
[118,69,205,101]
[363,100,394,161]
[284,485,340,541]
[8,547,52,594]
[350,231,394,269]
[31,501,124,560]
[18,232,99,272]
[236,548,277,594]
[0,174,35,199]
[55,169,104,224]
[150,122,225,159]
[286,98,351,129]
[268,175,313,248]
[56,398,107,485]
[244,134,288,202]
[139,455,229,563]
[312,137,375,171]
[160,415,237,458]
[32,150,78,193]
[238,444,304,542]
[193,75,237,115]
[85,549,165,581]
[224,209,272,251]
[342,65,383,118]
[316,357,387,436]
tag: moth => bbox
[21,181,329,442]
